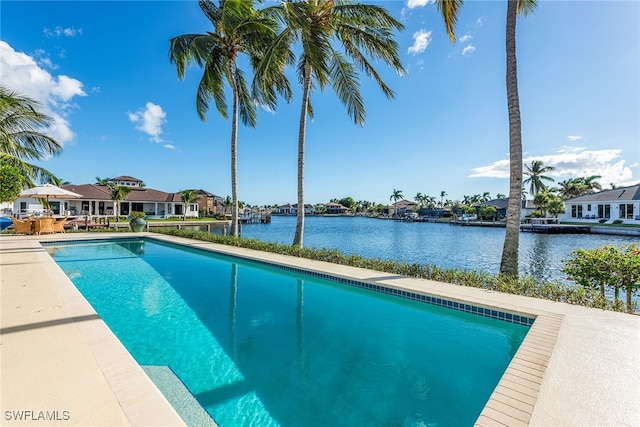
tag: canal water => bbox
[240,215,637,283]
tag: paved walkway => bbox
[1,232,639,426]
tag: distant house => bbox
[194,189,224,215]
[325,202,349,215]
[275,204,294,215]
[560,184,640,223]
[385,200,417,217]
[476,198,536,220]
[10,176,215,219]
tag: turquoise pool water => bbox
[47,239,529,426]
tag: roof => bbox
[111,175,142,182]
[62,184,180,202]
[393,200,417,208]
[565,184,640,203]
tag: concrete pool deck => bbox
[1,232,639,426]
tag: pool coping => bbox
[1,232,639,426]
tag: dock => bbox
[520,223,591,234]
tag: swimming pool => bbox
[46,238,530,426]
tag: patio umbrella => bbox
[19,184,83,209]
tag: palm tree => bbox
[523,160,555,196]
[109,185,131,222]
[439,190,447,208]
[496,193,507,199]
[415,192,425,208]
[581,175,602,194]
[256,0,405,246]
[435,0,536,277]
[95,176,110,186]
[390,188,404,218]
[169,0,277,237]
[179,189,201,220]
[0,85,62,187]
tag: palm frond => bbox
[328,50,365,125]
[435,0,463,43]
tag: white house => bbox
[9,176,202,219]
[560,184,640,223]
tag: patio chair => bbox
[53,217,68,233]
[10,217,34,235]
[34,217,55,235]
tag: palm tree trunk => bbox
[229,64,240,237]
[499,0,523,278]
[293,62,312,247]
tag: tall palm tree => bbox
[435,0,536,277]
[415,192,425,208]
[439,190,447,208]
[169,0,277,237]
[0,85,62,187]
[109,184,131,222]
[257,0,405,246]
[523,159,555,196]
[179,189,201,220]
[390,188,404,218]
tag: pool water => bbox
[48,239,529,426]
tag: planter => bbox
[129,218,147,232]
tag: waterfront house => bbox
[324,202,350,215]
[385,200,417,217]
[275,204,294,215]
[560,184,640,223]
[10,176,206,219]
[273,203,317,215]
[194,189,225,216]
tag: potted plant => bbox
[129,211,147,232]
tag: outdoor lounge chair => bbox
[52,217,68,233]
[34,217,55,235]
[10,217,33,235]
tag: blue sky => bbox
[2,0,638,206]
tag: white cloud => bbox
[462,45,476,56]
[469,146,635,186]
[408,29,432,55]
[459,33,472,43]
[128,102,167,143]
[406,0,434,8]
[567,135,582,141]
[0,41,86,146]
[44,26,82,38]
[163,144,176,150]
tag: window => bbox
[587,204,591,211]
[620,204,634,219]
[598,204,611,219]
[190,204,197,212]
[571,205,583,218]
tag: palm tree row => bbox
[170,0,404,246]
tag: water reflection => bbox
[523,235,552,281]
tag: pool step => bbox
[142,365,218,427]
